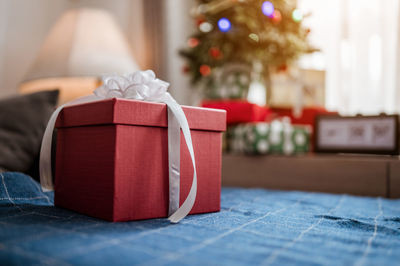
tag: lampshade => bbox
[19,8,139,104]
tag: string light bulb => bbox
[261,1,274,17]
[292,9,303,22]
[272,10,282,23]
[218,18,231,32]
[199,22,213,33]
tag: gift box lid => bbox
[55,98,226,132]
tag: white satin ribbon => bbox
[39,70,197,223]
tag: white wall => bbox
[163,0,197,105]
[0,0,153,98]
[1,0,66,98]
[0,0,194,104]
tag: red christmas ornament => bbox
[271,10,282,23]
[209,47,222,59]
[187,37,200,48]
[199,65,211,76]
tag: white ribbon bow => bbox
[40,70,197,223]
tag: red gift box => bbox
[201,100,271,125]
[54,98,226,222]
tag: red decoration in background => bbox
[182,64,190,73]
[201,100,271,125]
[201,100,336,129]
[199,64,211,76]
[187,37,200,48]
[271,10,282,23]
[209,47,222,59]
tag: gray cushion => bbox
[0,90,59,179]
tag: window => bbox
[298,0,400,115]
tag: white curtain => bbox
[298,0,400,115]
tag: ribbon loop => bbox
[40,71,197,223]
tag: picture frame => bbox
[314,114,399,155]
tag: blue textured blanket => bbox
[0,172,399,266]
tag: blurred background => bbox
[1,0,400,197]
[1,0,193,103]
[1,0,400,114]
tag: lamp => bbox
[19,8,139,104]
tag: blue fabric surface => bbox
[0,172,399,266]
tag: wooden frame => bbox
[314,114,399,155]
[222,154,400,198]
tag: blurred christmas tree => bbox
[179,0,315,102]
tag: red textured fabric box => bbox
[54,98,226,222]
[201,100,271,125]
